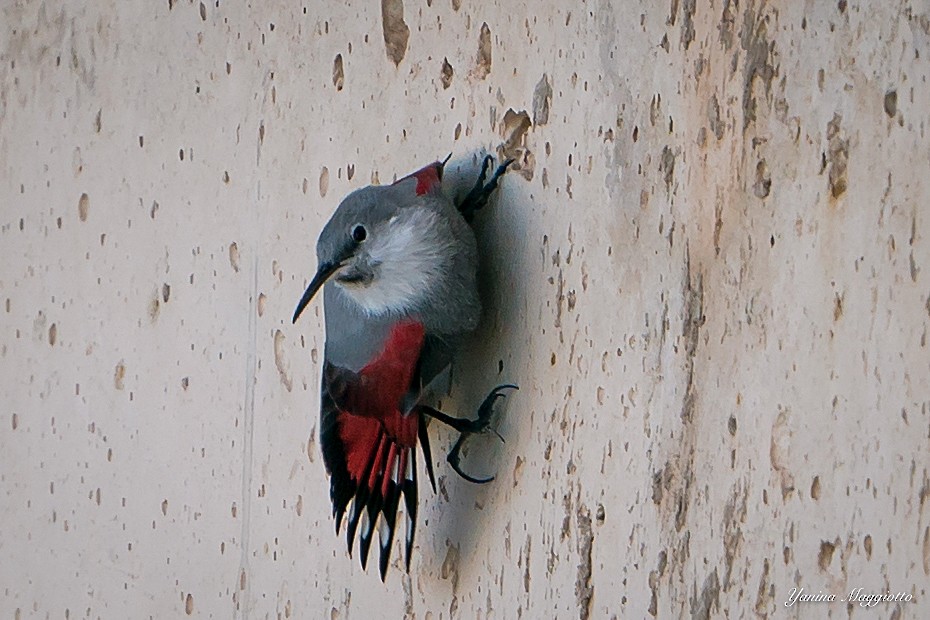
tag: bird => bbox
[292,155,515,580]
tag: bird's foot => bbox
[419,384,517,484]
[457,155,514,222]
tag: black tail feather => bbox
[403,451,419,572]
[418,415,437,494]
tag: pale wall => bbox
[2,1,929,618]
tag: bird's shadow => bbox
[420,150,529,586]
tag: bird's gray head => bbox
[292,177,467,323]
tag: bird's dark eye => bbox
[351,224,367,242]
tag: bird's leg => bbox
[416,384,517,484]
[456,155,515,223]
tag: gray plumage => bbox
[317,175,480,371]
[291,157,512,580]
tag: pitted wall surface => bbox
[2,1,929,618]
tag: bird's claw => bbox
[484,155,515,190]
[447,436,494,484]
[446,384,518,484]
[475,384,518,434]
[457,155,514,222]
[472,155,513,199]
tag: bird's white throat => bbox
[337,208,451,317]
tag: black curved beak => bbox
[292,261,339,323]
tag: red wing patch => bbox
[318,321,436,580]
[394,161,444,196]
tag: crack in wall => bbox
[236,211,260,620]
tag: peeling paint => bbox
[381,0,409,66]
[473,23,493,80]
[826,113,849,199]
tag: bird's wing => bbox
[392,160,445,196]
[401,333,453,413]
[320,319,435,580]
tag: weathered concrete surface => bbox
[2,1,929,618]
